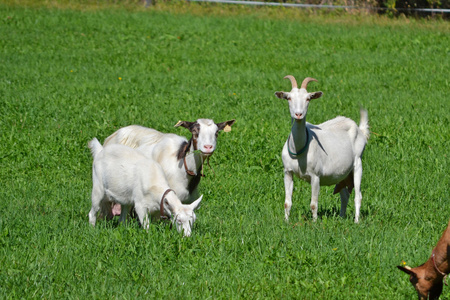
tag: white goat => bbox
[102,119,235,216]
[275,75,369,223]
[88,138,202,237]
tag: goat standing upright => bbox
[398,219,450,299]
[275,75,369,223]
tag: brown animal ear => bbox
[275,91,290,100]
[308,91,323,101]
[217,119,236,132]
[174,120,196,129]
[397,265,417,277]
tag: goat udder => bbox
[333,171,354,194]
[111,203,122,216]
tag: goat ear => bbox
[217,119,236,132]
[397,265,416,277]
[275,91,289,100]
[308,91,323,101]
[174,120,195,129]
[190,195,203,211]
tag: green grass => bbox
[0,2,449,299]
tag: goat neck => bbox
[433,219,450,277]
[184,138,204,177]
[160,188,174,220]
[431,221,450,283]
[432,249,449,284]
[288,117,309,157]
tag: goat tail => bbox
[103,130,118,146]
[88,137,103,158]
[359,108,370,140]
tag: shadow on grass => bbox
[288,205,371,223]
[94,216,175,234]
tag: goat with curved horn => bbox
[274,75,370,223]
[284,75,298,89]
[301,77,318,90]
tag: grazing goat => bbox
[398,219,450,299]
[275,75,369,223]
[102,119,235,216]
[88,138,202,237]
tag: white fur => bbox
[275,76,369,223]
[103,119,235,203]
[88,138,202,236]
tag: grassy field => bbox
[0,2,449,298]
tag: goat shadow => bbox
[96,215,172,231]
[290,205,370,222]
[308,127,327,155]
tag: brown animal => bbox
[398,219,450,299]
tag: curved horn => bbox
[283,75,298,89]
[301,77,318,90]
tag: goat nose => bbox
[204,145,213,150]
[295,113,303,118]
